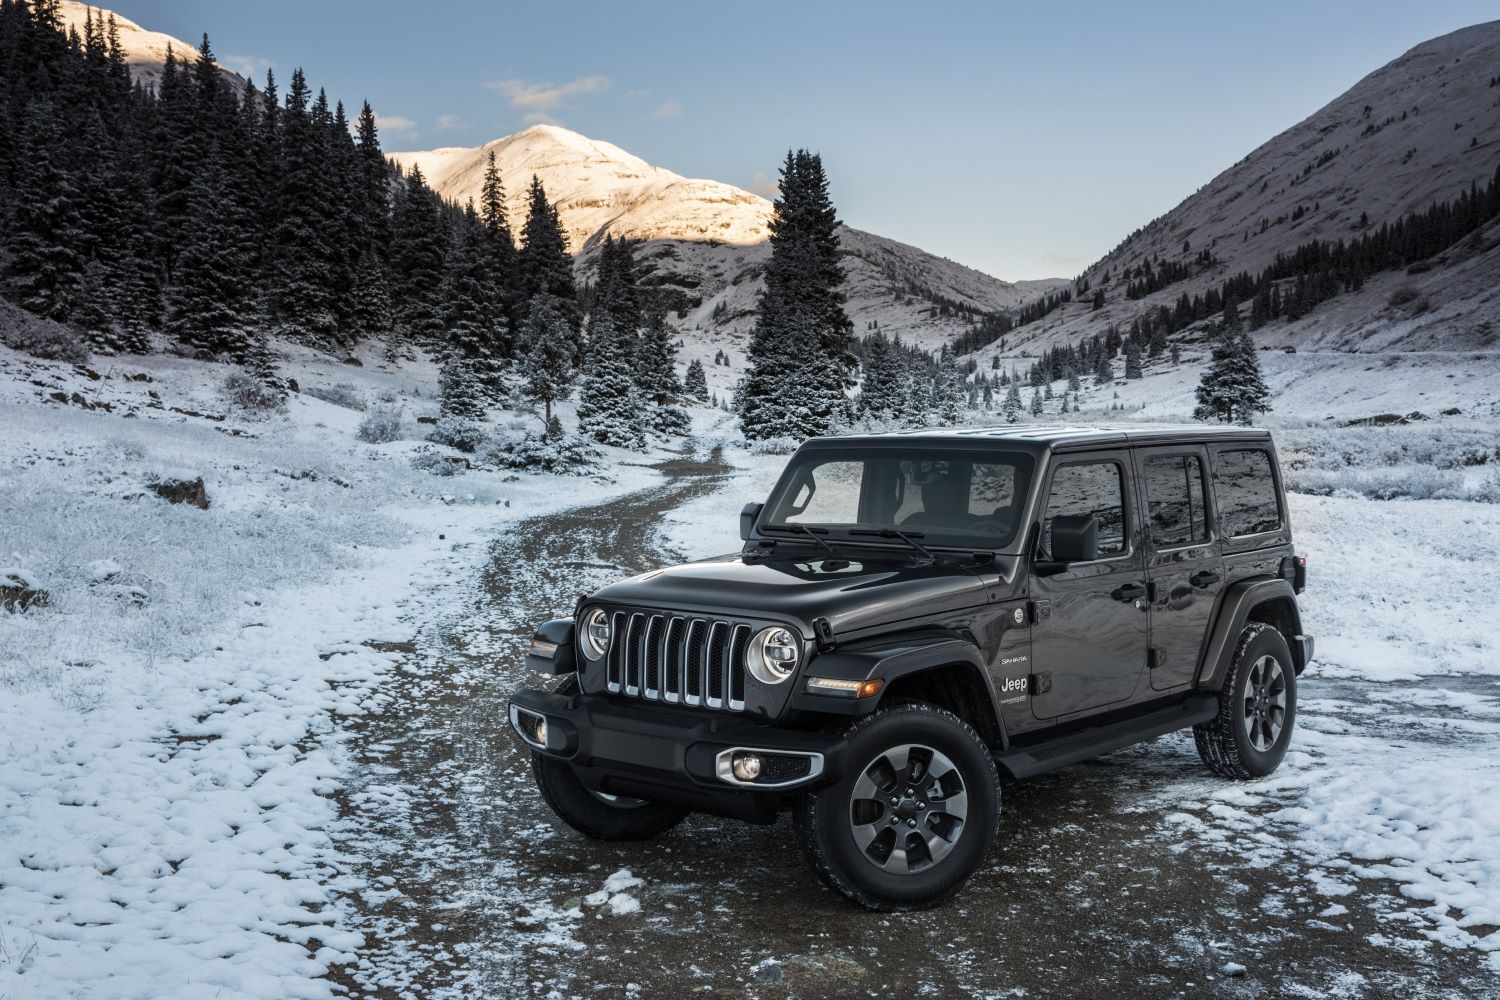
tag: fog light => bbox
[731,752,762,782]
[532,716,548,747]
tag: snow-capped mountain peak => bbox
[390,125,1048,348]
[59,0,243,92]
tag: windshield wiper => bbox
[848,527,936,564]
[761,523,841,559]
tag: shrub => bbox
[427,416,487,453]
[0,299,90,363]
[222,370,286,414]
[304,382,367,410]
[356,405,404,444]
[747,435,802,456]
[478,429,600,474]
[1286,465,1465,500]
[1388,286,1420,307]
[410,447,469,476]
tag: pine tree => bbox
[935,349,965,425]
[738,150,854,440]
[684,358,709,400]
[636,310,689,435]
[857,330,902,421]
[478,149,517,349]
[168,161,255,356]
[1030,387,1043,416]
[4,97,84,318]
[517,175,580,356]
[438,352,486,419]
[1194,328,1270,425]
[389,165,446,349]
[1124,339,1143,379]
[268,69,342,344]
[439,212,505,389]
[349,255,393,340]
[577,310,645,447]
[1002,383,1023,423]
[519,293,575,425]
[1094,349,1113,384]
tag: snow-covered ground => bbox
[0,344,665,999]
[4,336,1500,995]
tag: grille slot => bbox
[605,611,753,712]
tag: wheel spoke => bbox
[850,771,881,806]
[926,754,956,783]
[936,789,967,821]
[883,745,911,785]
[850,820,883,851]
[923,826,959,865]
[884,840,911,874]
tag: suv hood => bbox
[588,552,989,636]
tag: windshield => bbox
[762,448,1034,550]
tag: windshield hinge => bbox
[812,617,836,653]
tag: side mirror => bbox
[1049,514,1099,564]
[740,501,764,541]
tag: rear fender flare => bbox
[1195,578,1303,689]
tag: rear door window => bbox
[1213,449,1282,536]
[1142,454,1209,546]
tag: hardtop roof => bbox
[801,424,1272,451]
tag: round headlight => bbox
[581,609,611,660]
[748,626,800,684]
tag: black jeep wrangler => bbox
[510,427,1312,910]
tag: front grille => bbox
[605,611,752,711]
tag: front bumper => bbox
[508,688,843,824]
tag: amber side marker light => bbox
[806,677,884,699]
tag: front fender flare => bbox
[787,634,1007,745]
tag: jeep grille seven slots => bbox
[510,427,1311,910]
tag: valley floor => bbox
[1,345,1499,998]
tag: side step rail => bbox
[995,694,1218,780]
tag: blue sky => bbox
[115,1,1497,281]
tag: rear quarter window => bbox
[1213,448,1282,536]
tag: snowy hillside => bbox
[58,0,243,92]
[995,20,1500,357]
[389,124,1055,352]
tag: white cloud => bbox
[221,53,270,79]
[1040,251,1083,269]
[521,111,561,126]
[434,113,464,130]
[485,74,611,112]
[749,170,779,199]
[649,99,682,119]
[373,113,418,137]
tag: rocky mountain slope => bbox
[984,20,1500,362]
[390,125,1054,351]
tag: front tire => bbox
[532,753,690,841]
[1195,622,1297,779]
[530,675,689,841]
[794,702,1000,911]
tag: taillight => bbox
[1291,555,1307,594]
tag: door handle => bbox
[1111,582,1147,602]
[1189,571,1220,589]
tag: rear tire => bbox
[1195,623,1297,779]
[794,702,1000,911]
[530,675,689,841]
